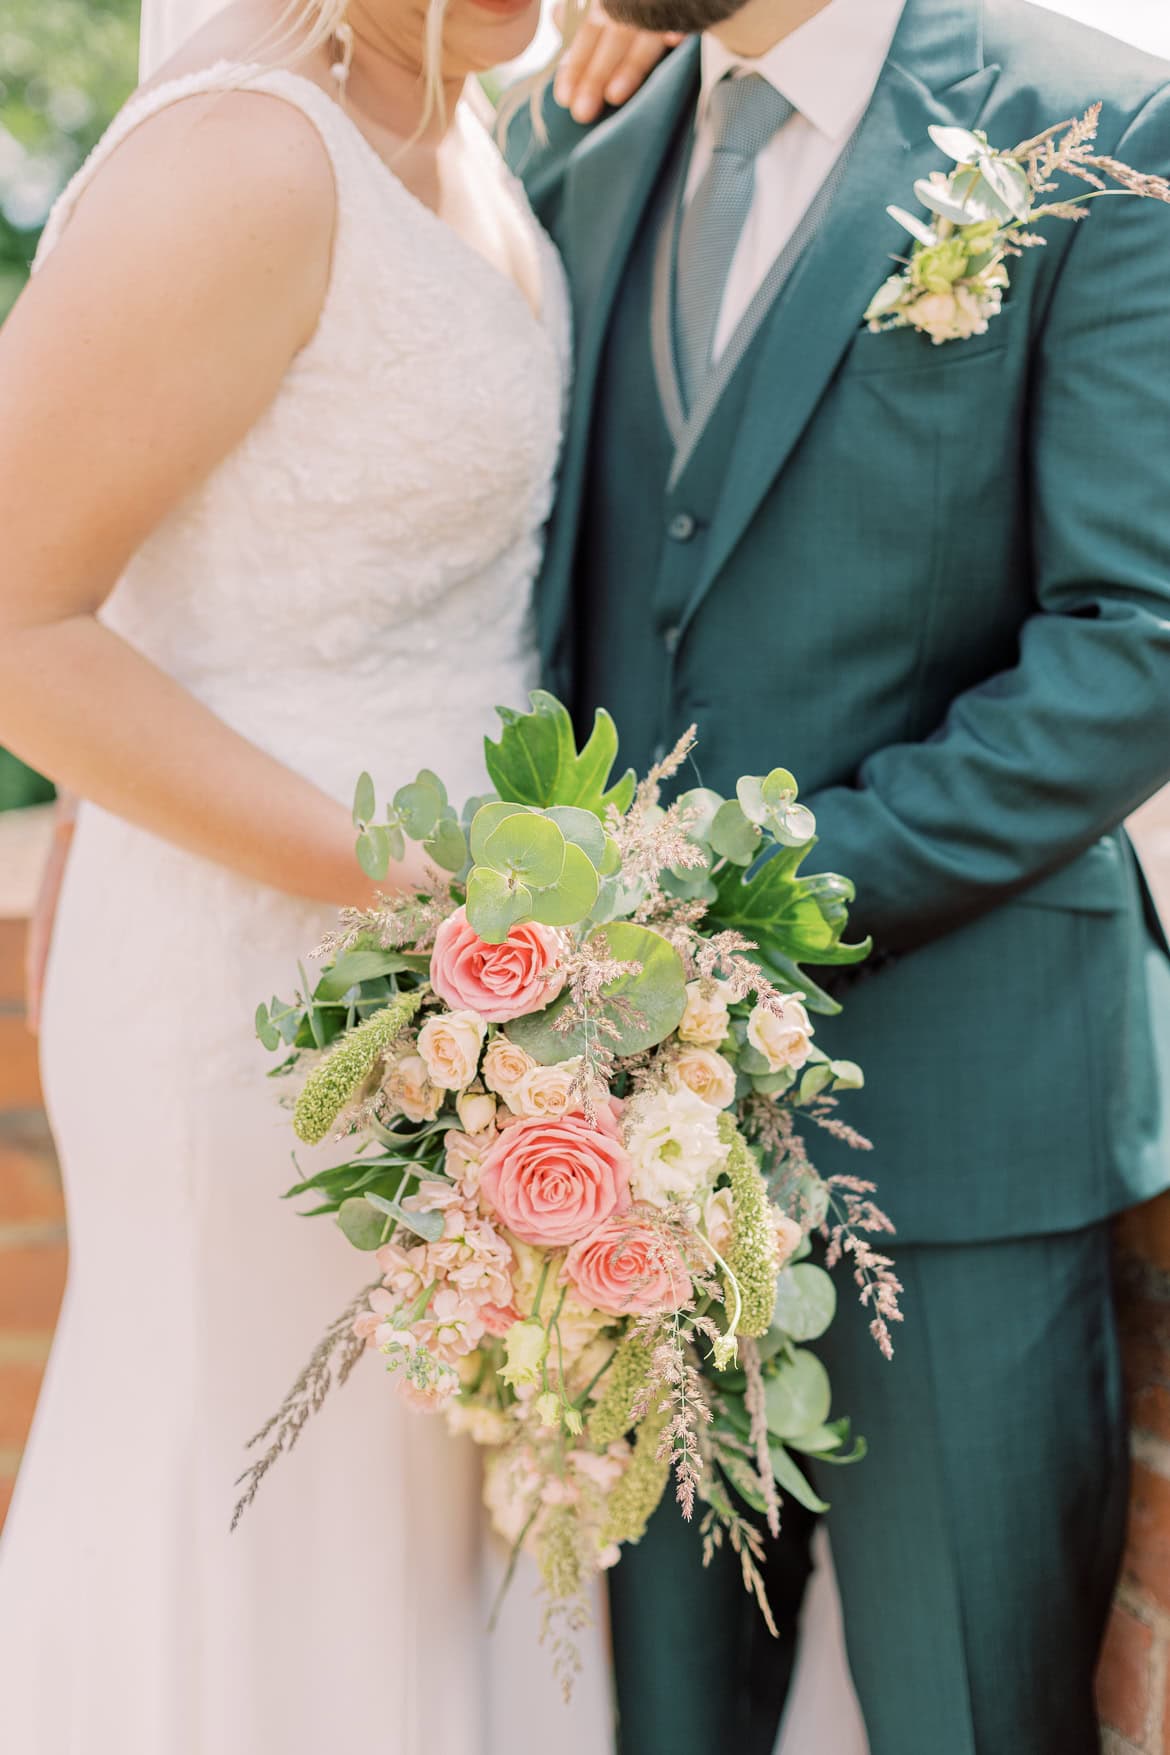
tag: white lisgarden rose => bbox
[669,1046,737,1110]
[417,1009,488,1091]
[747,996,815,1074]
[772,1209,803,1266]
[625,1085,729,1208]
[703,1186,735,1256]
[678,978,733,1049]
[512,1057,587,1120]
[481,1036,538,1107]
[384,1053,443,1123]
[455,1087,497,1134]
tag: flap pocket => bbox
[1014,839,1126,915]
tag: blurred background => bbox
[1,4,1170,1750]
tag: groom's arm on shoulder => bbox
[805,73,1170,958]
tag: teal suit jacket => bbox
[508,0,1170,1244]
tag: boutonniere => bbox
[864,105,1170,346]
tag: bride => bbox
[0,0,666,1747]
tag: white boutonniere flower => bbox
[866,104,1170,347]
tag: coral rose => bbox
[565,1213,691,1316]
[430,907,567,1024]
[479,1109,632,1248]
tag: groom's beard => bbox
[602,0,743,34]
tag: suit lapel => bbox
[684,0,1000,630]
[540,43,701,674]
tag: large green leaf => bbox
[771,1264,837,1344]
[484,692,636,819]
[506,921,687,1062]
[765,1348,832,1440]
[769,1442,831,1514]
[708,841,870,1014]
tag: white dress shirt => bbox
[685,0,907,360]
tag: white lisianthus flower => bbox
[669,1045,738,1110]
[417,1009,487,1091]
[747,996,815,1074]
[625,1085,729,1207]
[481,1035,537,1107]
[678,978,734,1048]
[455,1086,497,1134]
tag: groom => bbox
[508,0,1170,1750]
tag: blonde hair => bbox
[256,0,585,141]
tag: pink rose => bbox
[565,1212,691,1316]
[479,1108,632,1248]
[430,907,567,1024]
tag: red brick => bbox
[0,1138,62,1226]
[1120,1195,1170,1278]
[1127,1463,1170,1616]
[0,919,25,1009]
[0,1239,67,1331]
[1097,1603,1153,1744]
[0,1015,41,1110]
[0,1359,44,1449]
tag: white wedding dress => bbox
[0,63,617,1754]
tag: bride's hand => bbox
[553,5,682,124]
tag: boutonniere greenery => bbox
[865,104,1170,346]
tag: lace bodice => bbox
[34,64,570,807]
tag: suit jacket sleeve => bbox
[803,83,1170,957]
[502,83,597,237]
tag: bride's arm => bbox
[0,92,412,909]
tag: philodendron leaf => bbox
[707,841,870,1013]
[484,691,636,819]
[352,771,376,828]
[765,1348,832,1440]
[526,841,600,927]
[482,812,566,888]
[424,817,467,873]
[506,921,687,1063]
[465,867,533,943]
[771,1263,838,1344]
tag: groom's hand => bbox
[553,4,681,123]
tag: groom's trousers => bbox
[608,1221,1129,1755]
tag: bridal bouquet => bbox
[238,693,900,1687]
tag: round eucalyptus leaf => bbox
[415,768,448,807]
[830,1059,865,1091]
[387,824,406,864]
[526,841,600,927]
[927,123,987,164]
[394,780,442,841]
[545,805,607,868]
[761,768,799,808]
[425,817,468,873]
[771,801,818,848]
[255,1003,280,1052]
[798,1063,834,1105]
[751,1066,796,1097]
[678,787,725,843]
[771,1264,837,1344]
[978,153,1031,222]
[711,800,762,865]
[887,204,938,249]
[470,800,526,864]
[465,867,533,943]
[507,921,687,1063]
[461,791,499,830]
[735,775,768,825]
[337,1197,389,1251]
[483,812,567,888]
[765,1348,832,1440]
[355,824,391,881]
[352,771,376,828]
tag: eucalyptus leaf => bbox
[394,780,442,841]
[887,203,938,248]
[977,152,1032,222]
[315,949,409,1002]
[830,1059,865,1091]
[927,123,987,164]
[765,1348,832,1440]
[355,824,391,882]
[771,1264,838,1344]
[711,799,762,865]
[678,787,725,843]
[465,867,533,943]
[470,800,526,864]
[599,834,623,878]
[352,771,376,828]
[255,1003,280,1052]
[482,812,566,888]
[425,817,468,873]
[798,1063,834,1105]
[507,921,686,1062]
[526,840,600,927]
[914,176,990,227]
[415,769,448,807]
[364,1189,444,1243]
[545,805,607,868]
[337,1196,393,1251]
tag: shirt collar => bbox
[700,0,907,144]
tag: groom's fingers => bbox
[554,11,675,123]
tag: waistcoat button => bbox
[668,512,697,542]
[663,624,681,655]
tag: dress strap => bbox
[33,62,372,272]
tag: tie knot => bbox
[708,72,794,160]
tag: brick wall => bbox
[1,809,1168,1743]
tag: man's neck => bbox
[709,0,833,61]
